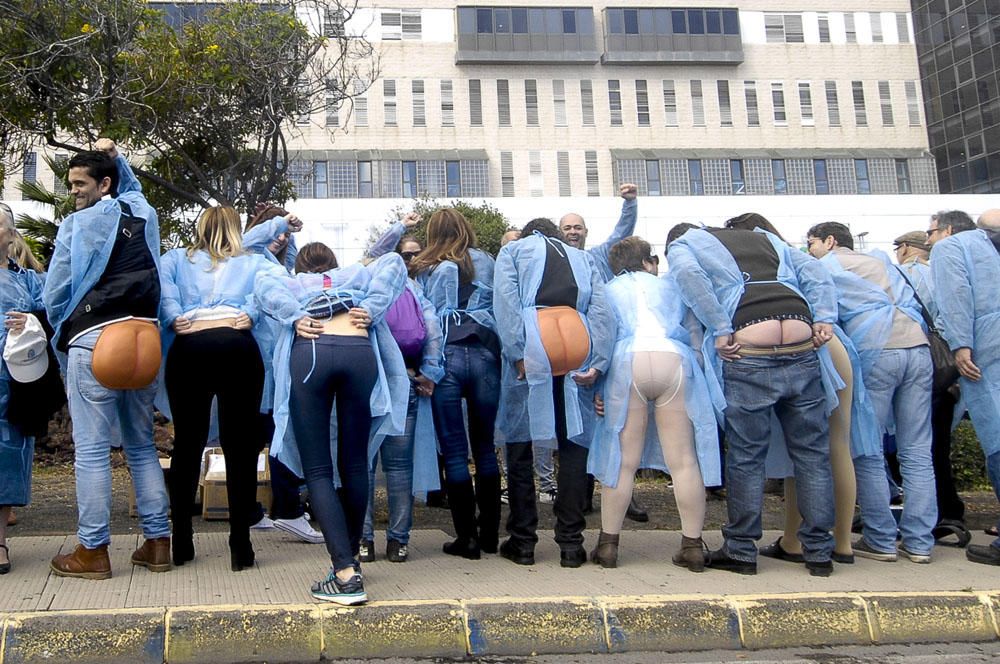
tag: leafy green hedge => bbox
[952,420,991,491]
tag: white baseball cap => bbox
[3,313,49,383]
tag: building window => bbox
[381,10,421,40]
[528,150,543,196]
[313,161,328,198]
[904,81,920,126]
[469,79,482,126]
[646,159,661,196]
[353,79,368,127]
[730,159,745,194]
[772,159,787,194]
[525,79,538,126]
[798,81,813,126]
[687,160,703,195]
[745,80,759,127]
[500,151,514,196]
[553,80,567,127]
[817,14,830,42]
[895,159,911,193]
[412,80,425,127]
[663,80,678,127]
[870,13,883,43]
[825,81,840,127]
[877,81,893,127]
[636,80,650,127]
[895,13,910,43]
[497,79,510,126]
[581,80,595,126]
[445,160,461,197]
[585,150,600,196]
[325,94,340,127]
[765,14,803,43]
[852,81,867,127]
[441,80,454,127]
[814,159,829,194]
[288,160,311,198]
[844,13,856,43]
[854,159,870,193]
[383,79,397,126]
[323,9,344,38]
[718,80,732,127]
[557,151,571,196]
[608,80,623,126]
[690,80,704,126]
[402,160,417,197]
[358,161,373,198]
[771,81,787,126]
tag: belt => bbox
[737,339,815,357]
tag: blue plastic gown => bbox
[0,264,45,505]
[588,198,637,283]
[493,233,613,448]
[254,253,409,476]
[898,260,936,321]
[369,221,406,259]
[667,228,842,421]
[586,271,721,487]
[242,217,298,272]
[931,229,1000,457]
[156,248,288,417]
[43,155,160,364]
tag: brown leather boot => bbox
[590,531,620,568]
[672,535,707,573]
[131,537,172,573]
[51,544,112,580]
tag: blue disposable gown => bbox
[242,217,299,272]
[0,264,45,505]
[157,248,289,416]
[898,260,936,321]
[931,229,1000,456]
[43,155,161,364]
[254,253,409,476]
[493,233,613,448]
[667,228,843,420]
[588,198,637,283]
[586,271,721,487]
[819,249,925,379]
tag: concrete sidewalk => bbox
[2,528,999,663]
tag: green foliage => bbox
[951,420,991,491]
[368,196,512,257]
[13,156,74,263]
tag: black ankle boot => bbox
[590,531,619,568]
[172,520,195,566]
[443,480,481,559]
[230,535,255,572]
[475,474,502,554]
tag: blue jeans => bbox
[534,447,556,493]
[363,384,417,544]
[431,342,501,483]
[67,330,169,548]
[722,352,834,563]
[859,347,937,555]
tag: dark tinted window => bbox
[512,8,528,32]
[562,9,576,33]
[672,10,686,33]
[477,8,492,33]
[446,161,462,197]
[687,10,705,34]
[494,8,510,32]
[814,159,829,195]
[624,9,639,34]
[607,8,624,33]
[722,9,739,34]
[706,10,722,34]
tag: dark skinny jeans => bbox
[290,334,376,572]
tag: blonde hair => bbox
[408,208,476,282]
[12,231,44,272]
[187,206,245,269]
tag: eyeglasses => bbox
[400,250,420,261]
[646,255,659,265]
[926,227,942,236]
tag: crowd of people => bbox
[1,138,998,605]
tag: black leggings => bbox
[165,328,264,549]
[289,334,376,571]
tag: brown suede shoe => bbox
[131,537,172,573]
[51,544,112,580]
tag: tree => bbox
[14,156,74,264]
[368,197,513,257]
[0,0,377,223]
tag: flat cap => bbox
[893,230,929,250]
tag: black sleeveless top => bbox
[536,237,579,308]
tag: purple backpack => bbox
[385,287,427,362]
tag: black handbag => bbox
[894,265,959,393]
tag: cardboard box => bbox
[200,447,272,521]
[128,457,172,518]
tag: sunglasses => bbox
[400,250,420,261]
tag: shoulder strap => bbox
[892,264,935,331]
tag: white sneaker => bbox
[538,490,557,504]
[250,515,276,530]
[274,516,325,543]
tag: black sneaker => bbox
[386,539,408,563]
[759,536,805,564]
[705,548,757,575]
[311,569,367,605]
[966,544,1000,566]
[560,546,587,568]
[358,539,375,563]
[625,497,649,523]
[805,560,833,577]
[499,538,534,566]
